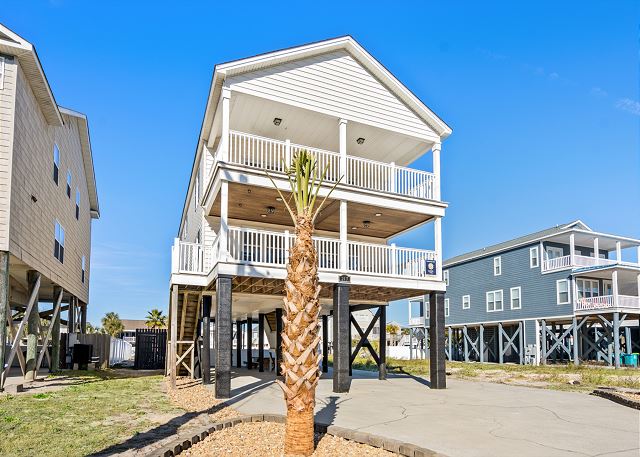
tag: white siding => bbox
[227,50,437,140]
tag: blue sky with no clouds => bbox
[3,1,639,325]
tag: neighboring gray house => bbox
[408,221,640,368]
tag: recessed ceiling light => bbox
[273,117,282,126]
[351,226,358,230]
[260,214,267,218]
[275,197,283,202]
[356,137,365,145]
[375,213,382,217]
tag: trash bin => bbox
[622,353,638,367]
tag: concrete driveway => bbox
[212,368,640,457]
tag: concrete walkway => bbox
[210,368,640,457]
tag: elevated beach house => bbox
[168,36,452,397]
[408,221,640,368]
[0,24,99,389]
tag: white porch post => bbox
[339,119,347,178]
[612,270,619,307]
[172,238,180,273]
[219,180,229,261]
[339,200,348,271]
[636,245,640,266]
[432,141,441,200]
[435,217,443,281]
[616,241,622,263]
[593,237,599,264]
[569,233,575,266]
[539,240,545,271]
[220,88,231,162]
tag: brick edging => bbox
[592,389,640,411]
[153,413,444,457]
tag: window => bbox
[75,188,80,219]
[556,279,570,304]
[530,246,539,268]
[576,278,599,299]
[443,270,449,286]
[493,256,502,276]
[603,280,613,295]
[462,295,470,310]
[486,290,503,312]
[546,246,564,259]
[54,221,65,263]
[0,56,5,90]
[81,256,86,283]
[510,286,522,309]
[444,298,450,317]
[66,170,72,198]
[53,144,60,184]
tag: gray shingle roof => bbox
[444,220,589,267]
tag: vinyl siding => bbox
[0,55,16,251]
[443,242,577,326]
[9,63,92,302]
[227,50,437,140]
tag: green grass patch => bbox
[0,370,181,457]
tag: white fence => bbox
[109,337,134,365]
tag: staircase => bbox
[175,292,200,376]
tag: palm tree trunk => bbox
[279,215,321,456]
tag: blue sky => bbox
[3,1,639,326]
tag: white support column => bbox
[539,240,545,271]
[219,180,229,261]
[434,217,443,281]
[391,243,397,276]
[172,238,180,273]
[339,200,348,271]
[220,88,231,162]
[339,119,347,178]
[615,241,622,263]
[636,245,640,267]
[432,141,441,200]
[569,233,575,266]
[593,237,599,264]
[612,270,619,307]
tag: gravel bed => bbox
[166,377,240,422]
[181,421,395,457]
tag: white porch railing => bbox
[173,240,205,273]
[172,227,439,280]
[575,294,640,312]
[542,254,623,272]
[409,316,426,326]
[226,131,437,200]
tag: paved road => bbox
[213,368,640,457]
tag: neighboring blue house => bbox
[408,221,640,368]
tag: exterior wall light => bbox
[356,137,365,145]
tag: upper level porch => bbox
[540,230,640,273]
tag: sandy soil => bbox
[183,422,395,457]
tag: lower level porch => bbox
[166,276,448,398]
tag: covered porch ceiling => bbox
[214,278,424,320]
[545,230,640,251]
[209,182,432,239]
[228,92,434,167]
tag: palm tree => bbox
[101,312,124,337]
[145,309,167,329]
[268,150,340,456]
